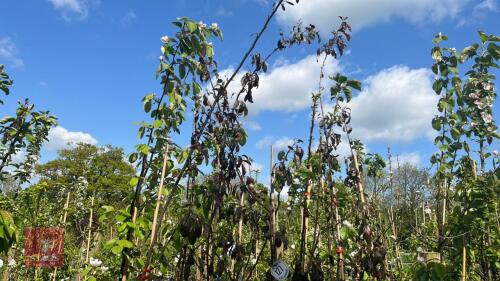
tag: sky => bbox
[1,0,499,182]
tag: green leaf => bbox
[487,42,500,60]
[186,21,198,32]
[137,144,150,155]
[143,93,155,113]
[153,119,163,129]
[346,79,362,91]
[111,245,123,255]
[129,177,139,187]
[206,44,214,58]
[128,152,138,163]
[431,47,442,61]
[432,80,443,94]
[179,64,186,79]
[117,239,134,248]
[478,31,489,43]
[238,128,247,146]
[432,33,448,44]
[193,82,202,95]
[432,118,441,131]
[278,151,286,161]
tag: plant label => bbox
[271,260,289,280]
[24,227,65,267]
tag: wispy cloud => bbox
[278,0,471,33]
[0,37,24,68]
[48,0,90,21]
[457,0,497,27]
[216,6,233,17]
[256,136,295,150]
[121,10,137,25]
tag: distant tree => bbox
[35,143,135,207]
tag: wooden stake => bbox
[85,196,95,263]
[333,189,344,279]
[150,145,170,245]
[351,152,366,205]
[269,145,277,263]
[52,191,71,281]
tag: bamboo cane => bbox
[270,145,277,263]
[52,191,71,281]
[150,145,170,245]
[85,196,95,263]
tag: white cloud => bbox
[474,0,497,12]
[347,66,438,142]
[216,6,233,17]
[45,126,97,151]
[458,0,497,26]
[241,119,261,131]
[222,54,341,115]
[255,136,295,150]
[48,0,89,21]
[256,136,274,150]
[0,37,24,68]
[242,161,264,174]
[121,10,137,25]
[277,0,469,33]
[397,152,421,166]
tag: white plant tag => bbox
[271,260,289,280]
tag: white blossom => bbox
[8,259,15,266]
[290,244,296,250]
[342,220,353,228]
[469,92,480,100]
[160,36,169,44]
[481,112,493,123]
[198,21,207,28]
[482,82,493,91]
[0,259,3,268]
[417,255,425,263]
[425,208,432,215]
[159,55,164,61]
[211,23,218,29]
[101,265,109,272]
[89,257,102,267]
[417,247,423,253]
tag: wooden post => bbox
[85,196,95,263]
[422,202,426,225]
[52,191,71,281]
[333,191,344,280]
[351,152,366,205]
[269,145,277,263]
[390,206,402,270]
[150,145,170,245]
[300,168,313,273]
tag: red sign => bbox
[24,227,64,267]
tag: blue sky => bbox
[1,0,499,180]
